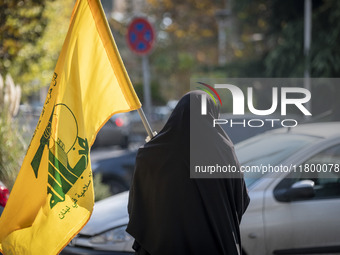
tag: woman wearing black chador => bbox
[127,91,250,255]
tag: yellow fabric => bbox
[0,0,141,254]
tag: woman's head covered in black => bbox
[127,90,249,255]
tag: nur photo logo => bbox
[195,79,313,128]
[196,82,222,115]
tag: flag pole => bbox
[137,108,156,141]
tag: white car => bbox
[62,122,340,255]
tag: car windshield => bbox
[235,133,321,187]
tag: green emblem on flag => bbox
[31,104,89,208]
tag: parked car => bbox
[64,122,340,254]
[219,113,287,144]
[91,149,137,195]
[91,114,285,195]
[62,122,340,255]
[0,181,10,216]
[92,113,131,149]
[237,122,340,254]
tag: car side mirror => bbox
[286,180,315,201]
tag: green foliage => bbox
[264,19,304,77]
[146,0,221,42]
[1,0,74,97]
[145,0,222,99]
[310,0,340,76]
[196,57,266,78]
[0,0,49,74]
[0,74,25,189]
[134,81,167,106]
[234,0,340,77]
[93,174,113,202]
[0,0,75,189]
[0,112,25,189]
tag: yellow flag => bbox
[0,0,141,253]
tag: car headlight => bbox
[90,225,132,244]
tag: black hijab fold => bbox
[127,91,250,255]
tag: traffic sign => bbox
[127,17,155,55]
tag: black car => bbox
[92,113,131,149]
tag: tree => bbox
[231,0,340,78]
[0,74,24,188]
[247,0,340,119]
[0,0,50,75]
[1,0,74,96]
[0,0,74,188]
[144,0,223,99]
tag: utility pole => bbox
[304,0,312,116]
[215,0,231,66]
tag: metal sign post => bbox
[142,55,152,119]
[127,17,156,140]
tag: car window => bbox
[275,144,340,200]
[235,133,320,187]
[298,144,340,199]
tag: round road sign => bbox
[127,17,155,55]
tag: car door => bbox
[264,144,340,254]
